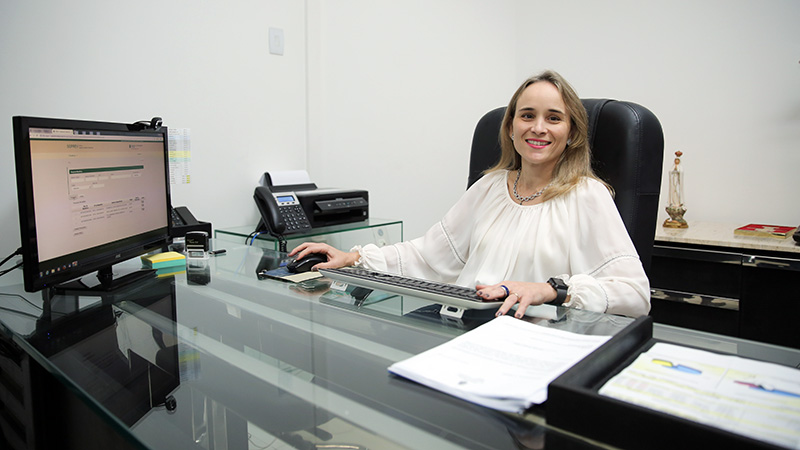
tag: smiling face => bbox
[509,81,571,172]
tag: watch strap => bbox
[547,277,568,306]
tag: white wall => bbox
[309,0,800,242]
[3,1,799,265]
[0,0,306,259]
[307,0,518,240]
[515,0,800,228]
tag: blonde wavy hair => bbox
[486,70,611,200]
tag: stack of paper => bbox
[141,251,186,278]
[388,315,611,413]
[141,251,185,269]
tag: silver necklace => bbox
[513,170,550,205]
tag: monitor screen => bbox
[13,116,172,293]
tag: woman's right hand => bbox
[288,242,360,271]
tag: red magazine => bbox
[734,224,797,239]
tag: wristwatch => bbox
[546,277,568,305]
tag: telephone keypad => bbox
[280,205,311,232]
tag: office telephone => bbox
[171,206,199,228]
[253,186,312,236]
[170,206,212,238]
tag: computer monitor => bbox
[13,116,172,293]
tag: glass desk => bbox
[0,243,798,450]
[215,218,403,251]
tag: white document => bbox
[264,170,312,187]
[168,128,191,185]
[599,342,800,449]
[388,315,611,413]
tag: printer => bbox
[261,171,369,228]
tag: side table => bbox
[650,221,800,349]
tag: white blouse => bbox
[355,170,651,317]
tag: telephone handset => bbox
[253,186,312,237]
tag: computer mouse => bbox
[287,253,328,273]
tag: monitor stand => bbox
[53,265,156,295]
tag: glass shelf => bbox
[214,217,403,251]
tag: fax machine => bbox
[261,172,369,228]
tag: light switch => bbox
[269,27,284,56]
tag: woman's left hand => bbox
[475,281,559,318]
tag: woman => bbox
[290,70,650,318]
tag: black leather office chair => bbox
[467,99,664,273]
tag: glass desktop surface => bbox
[4,244,794,449]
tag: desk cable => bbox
[0,247,22,279]
[246,231,288,252]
